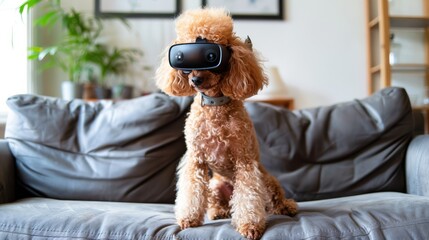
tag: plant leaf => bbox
[19,0,42,14]
[27,46,42,59]
[37,46,58,60]
[35,10,59,26]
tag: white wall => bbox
[235,0,367,108]
[40,0,367,109]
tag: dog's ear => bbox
[221,38,268,100]
[155,47,196,96]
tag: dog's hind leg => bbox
[207,173,233,220]
[175,152,210,229]
[263,173,298,217]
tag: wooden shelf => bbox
[391,64,429,71]
[370,64,429,73]
[413,105,429,111]
[390,16,429,28]
[369,16,429,28]
[247,98,294,110]
[366,0,429,133]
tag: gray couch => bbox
[0,87,428,239]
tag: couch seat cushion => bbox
[0,192,428,239]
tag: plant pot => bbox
[112,84,133,100]
[61,81,83,100]
[82,83,97,100]
[83,83,111,100]
[95,86,112,99]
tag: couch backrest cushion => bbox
[245,87,414,201]
[6,94,192,203]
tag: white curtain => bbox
[0,0,29,121]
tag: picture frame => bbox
[202,0,283,20]
[95,0,180,18]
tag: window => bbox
[0,0,28,121]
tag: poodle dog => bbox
[156,8,297,239]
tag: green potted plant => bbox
[86,44,143,99]
[20,0,104,100]
[20,0,143,100]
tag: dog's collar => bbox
[200,93,231,106]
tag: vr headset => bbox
[169,42,231,73]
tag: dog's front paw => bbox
[177,218,203,230]
[236,223,265,240]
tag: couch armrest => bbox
[0,139,15,203]
[406,135,429,196]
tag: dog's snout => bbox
[191,76,204,86]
